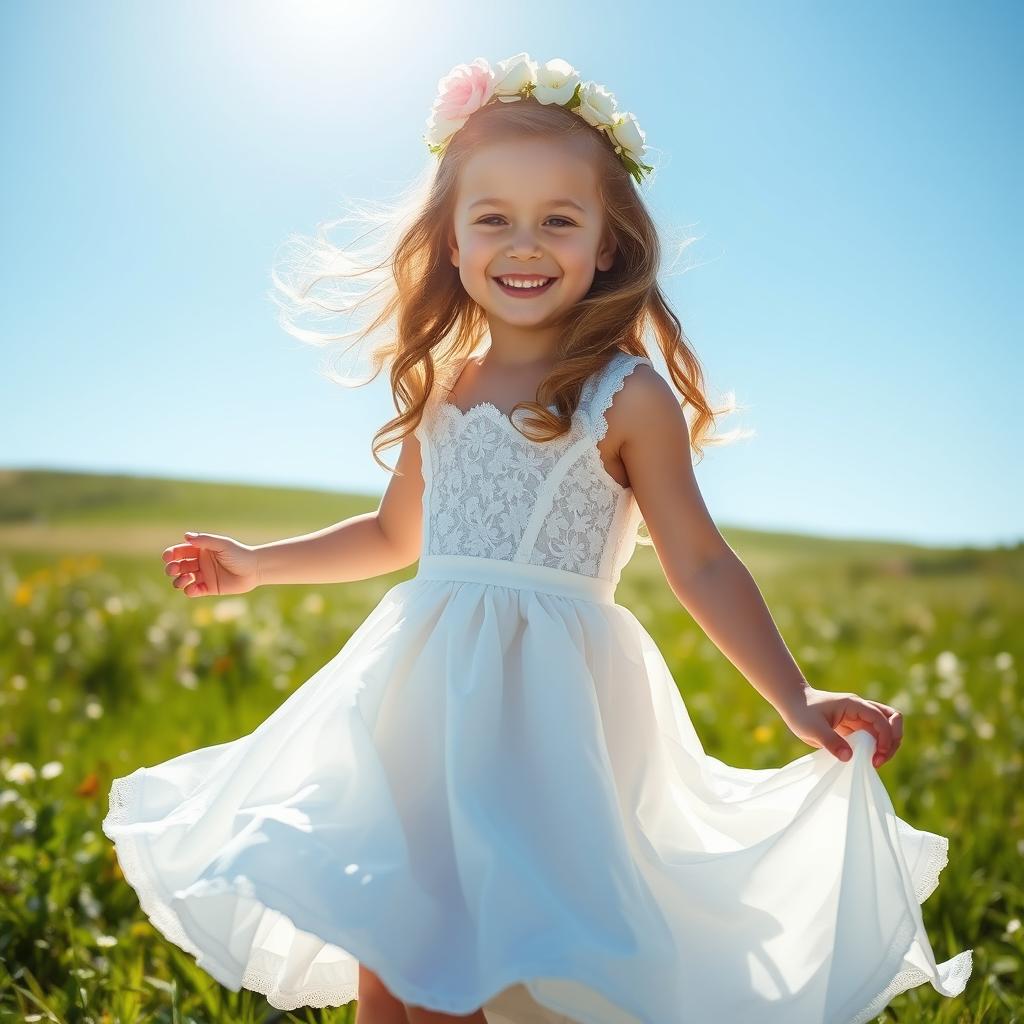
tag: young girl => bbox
[102,53,972,1024]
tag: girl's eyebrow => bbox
[468,197,586,213]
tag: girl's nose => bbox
[506,232,543,257]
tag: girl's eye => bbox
[476,216,576,228]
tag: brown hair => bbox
[269,96,746,484]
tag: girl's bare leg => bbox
[355,963,410,1024]
[405,1006,487,1023]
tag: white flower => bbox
[424,110,466,148]
[532,58,580,106]
[212,597,248,622]
[575,81,619,129]
[492,51,537,102]
[5,761,36,784]
[608,111,647,161]
[422,53,654,183]
[40,761,63,780]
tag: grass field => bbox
[1,467,1020,1022]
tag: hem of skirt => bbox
[839,827,973,1024]
[103,768,973,1019]
[102,768,648,1019]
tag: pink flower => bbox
[431,57,495,124]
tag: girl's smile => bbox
[491,275,559,297]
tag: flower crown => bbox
[423,53,654,186]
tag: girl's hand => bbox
[776,687,904,769]
[161,531,260,598]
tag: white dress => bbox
[102,349,973,1023]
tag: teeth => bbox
[498,277,551,289]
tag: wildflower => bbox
[4,761,36,784]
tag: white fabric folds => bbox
[103,555,972,1022]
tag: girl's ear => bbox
[596,230,617,273]
[448,227,460,268]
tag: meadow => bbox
[1,467,1020,1023]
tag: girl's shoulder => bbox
[586,349,660,429]
[599,347,659,382]
[588,351,680,461]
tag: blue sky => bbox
[2,1,1020,547]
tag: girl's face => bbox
[449,138,617,329]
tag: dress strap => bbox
[583,350,656,440]
[422,350,653,438]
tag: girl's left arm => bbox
[610,364,902,769]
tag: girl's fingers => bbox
[165,556,200,577]
[863,699,904,764]
[161,542,210,596]
[852,707,894,767]
[162,543,199,563]
[833,705,894,766]
[866,699,904,739]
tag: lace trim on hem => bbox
[842,939,973,1024]
[839,824,973,1024]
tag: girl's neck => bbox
[482,324,561,367]
[452,343,559,416]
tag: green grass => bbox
[0,468,1019,1022]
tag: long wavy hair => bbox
[270,96,747,546]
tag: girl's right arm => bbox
[258,421,424,583]
[162,432,425,596]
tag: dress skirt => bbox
[102,553,972,1022]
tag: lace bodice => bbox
[414,349,654,586]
